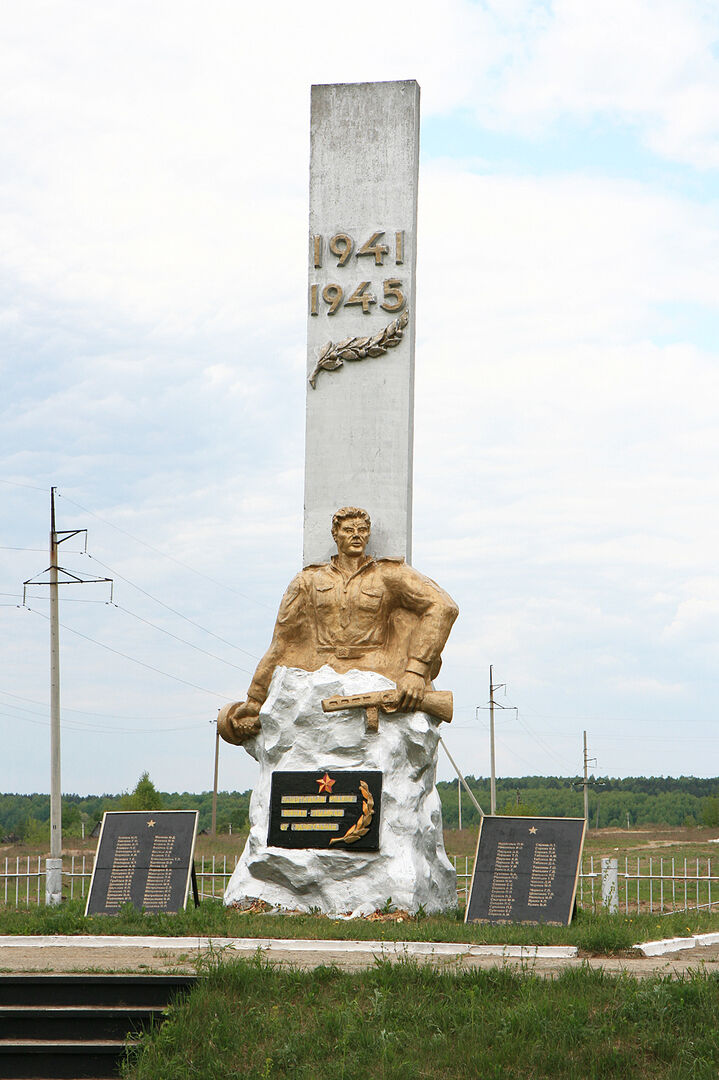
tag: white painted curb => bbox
[634,931,719,957]
[0,935,577,960]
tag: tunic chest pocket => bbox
[358,588,382,612]
[313,583,335,608]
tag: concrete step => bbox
[0,974,196,1007]
[0,1004,165,1041]
[0,1038,130,1078]
[0,974,197,1078]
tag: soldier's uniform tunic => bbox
[246,555,458,705]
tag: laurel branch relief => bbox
[329,780,374,845]
[308,309,410,389]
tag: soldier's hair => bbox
[331,507,371,536]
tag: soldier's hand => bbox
[396,673,426,712]
[217,699,262,745]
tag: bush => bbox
[119,772,164,812]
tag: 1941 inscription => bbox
[466,816,585,926]
[309,230,406,316]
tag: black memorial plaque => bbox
[465,815,585,926]
[85,810,198,916]
[268,770,382,850]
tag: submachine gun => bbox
[321,689,453,734]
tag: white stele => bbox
[223,665,457,916]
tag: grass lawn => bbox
[2,897,719,955]
[121,955,719,1079]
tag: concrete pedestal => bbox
[224,666,456,917]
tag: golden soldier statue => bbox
[219,507,458,745]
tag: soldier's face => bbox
[334,518,370,557]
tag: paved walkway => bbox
[2,935,719,977]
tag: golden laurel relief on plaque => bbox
[330,780,374,846]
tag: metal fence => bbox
[577,855,719,915]
[3,853,719,916]
[0,854,240,908]
[453,854,719,915]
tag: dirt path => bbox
[2,939,719,977]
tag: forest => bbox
[3,774,719,841]
[436,775,719,830]
[0,783,251,843]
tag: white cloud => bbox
[662,578,719,642]
[2,1,719,791]
[485,0,719,168]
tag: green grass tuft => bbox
[122,957,719,1079]
[2,898,719,954]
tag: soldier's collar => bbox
[329,554,374,574]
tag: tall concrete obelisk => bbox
[304,80,420,566]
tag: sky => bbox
[2,0,719,800]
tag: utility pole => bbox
[489,665,497,815]
[457,775,462,831]
[477,667,517,816]
[48,493,61,901]
[211,718,220,838]
[577,731,603,829]
[583,730,589,823]
[24,488,112,906]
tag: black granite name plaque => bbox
[85,810,199,916]
[268,770,382,850]
[465,815,586,926]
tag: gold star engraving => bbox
[528,826,537,834]
[316,773,336,794]
[147,819,156,827]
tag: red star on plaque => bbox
[316,772,336,794]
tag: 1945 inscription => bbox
[309,230,406,316]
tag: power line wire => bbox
[513,710,576,773]
[83,554,260,661]
[22,606,234,700]
[0,478,48,492]
[493,734,538,774]
[1,708,204,735]
[112,603,254,675]
[18,593,113,604]
[0,547,52,552]
[57,491,272,609]
[0,687,201,722]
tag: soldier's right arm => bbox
[218,573,307,744]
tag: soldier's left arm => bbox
[381,562,459,704]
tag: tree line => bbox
[0,773,251,843]
[437,775,719,829]
[3,773,719,843]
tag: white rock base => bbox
[224,666,456,916]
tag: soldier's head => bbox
[331,507,371,557]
